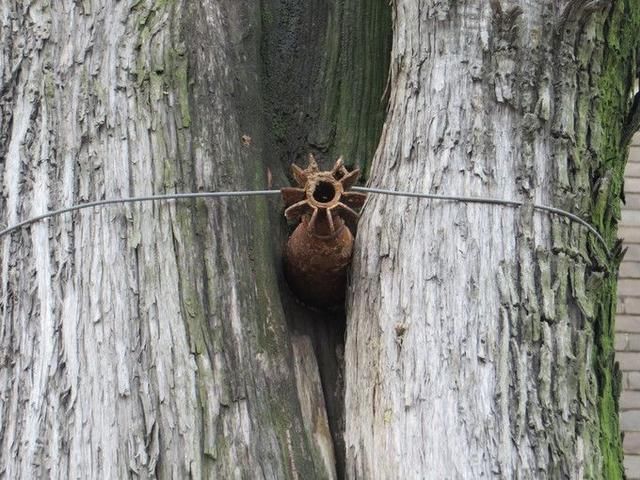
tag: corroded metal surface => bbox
[281,155,366,306]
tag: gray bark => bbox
[0,1,335,478]
[345,1,633,478]
[1,0,635,479]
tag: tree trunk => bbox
[1,0,637,479]
[346,1,638,479]
[0,0,389,478]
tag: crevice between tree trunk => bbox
[259,1,391,477]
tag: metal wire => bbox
[0,190,281,239]
[0,186,610,259]
[352,186,610,258]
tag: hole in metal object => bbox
[280,154,366,307]
[313,181,336,203]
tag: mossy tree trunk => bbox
[345,1,639,478]
[0,0,388,478]
[0,0,637,479]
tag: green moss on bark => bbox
[311,1,392,176]
[261,0,391,177]
[592,1,640,476]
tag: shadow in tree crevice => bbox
[260,0,391,477]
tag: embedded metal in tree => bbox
[281,154,367,307]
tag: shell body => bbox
[285,217,354,305]
[281,155,366,307]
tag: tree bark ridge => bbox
[0,0,392,478]
[0,1,332,478]
[345,1,638,478]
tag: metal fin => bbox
[308,208,319,232]
[284,200,312,221]
[281,187,306,207]
[307,153,319,172]
[326,209,335,234]
[339,168,360,190]
[341,192,367,209]
[291,164,308,187]
[335,202,359,231]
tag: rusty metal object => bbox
[281,154,366,307]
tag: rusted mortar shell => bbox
[281,154,366,307]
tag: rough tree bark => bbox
[0,0,388,478]
[346,1,639,479]
[2,2,321,478]
[0,0,637,479]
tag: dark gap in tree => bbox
[260,0,391,477]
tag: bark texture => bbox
[0,0,390,478]
[346,1,639,478]
[2,0,636,478]
[261,0,391,174]
[0,1,321,478]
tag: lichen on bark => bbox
[345,1,639,478]
[0,0,393,477]
[591,1,640,476]
[0,0,336,477]
[3,0,636,478]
